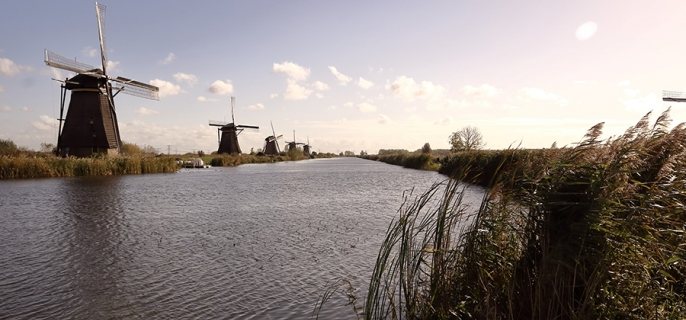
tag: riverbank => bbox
[358,109,686,319]
[0,151,337,180]
[0,154,179,179]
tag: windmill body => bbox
[263,136,281,155]
[263,121,282,155]
[209,97,258,154]
[44,3,159,157]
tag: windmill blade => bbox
[95,2,108,76]
[271,121,276,137]
[44,50,103,76]
[112,77,159,100]
[209,120,229,127]
[230,96,236,124]
[236,125,259,130]
[275,134,283,140]
[663,90,686,102]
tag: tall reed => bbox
[361,108,686,319]
[0,154,178,179]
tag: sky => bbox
[1,0,686,154]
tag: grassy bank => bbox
[361,152,440,171]
[206,148,333,167]
[0,154,178,179]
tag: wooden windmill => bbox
[209,97,259,154]
[285,130,306,152]
[44,2,159,157]
[302,137,312,157]
[263,121,283,155]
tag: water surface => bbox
[0,157,484,319]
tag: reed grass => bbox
[208,153,298,167]
[0,154,178,179]
[362,153,440,171]
[357,108,686,319]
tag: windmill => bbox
[285,130,306,152]
[44,2,159,157]
[302,137,312,157]
[663,90,686,102]
[263,121,283,155]
[209,97,259,154]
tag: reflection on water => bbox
[0,158,485,319]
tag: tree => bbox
[40,142,55,153]
[449,126,484,152]
[0,139,19,156]
[421,142,432,154]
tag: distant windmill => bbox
[209,97,258,154]
[44,2,159,157]
[663,90,686,102]
[302,137,312,157]
[263,121,283,155]
[285,130,306,152]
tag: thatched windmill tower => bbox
[263,121,283,155]
[209,97,258,154]
[44,2,159,157]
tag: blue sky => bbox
[1,0,685,154]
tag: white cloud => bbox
[284,79,312,100]
[247,103,265,110]
[0,84,3,93]
[269,93,279,99]
[313,81,330,91]
[619,83,661,113]
[197,96,217,102]
[32,115,58,131]
[343,102,354,108]
[378,114,391,124]
[135,107,159,116]
[357,101,377,113]
[459,84,499,98]
[389,76,446,102]
[173,72,198,86]
[106,60,120,73]
[434,117,454,126]
[21,106,29,112]
[150,79,181,97]
[0,57,31,76]
[328,66,352,85]
[1,105,10,112]
[209,80,234,95]
[273,61,310,81]
[358,77,374,90]
[82,46,98,58]
[575,21,597,40]
[519,87,568,106]
[623,93,660,113]
[161,52,176,65]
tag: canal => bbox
[0,157,484,319]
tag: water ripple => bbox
[0,158,485,319]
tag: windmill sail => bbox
[44,50,103,76]
[112,77,159,100]
[95,2,108,75]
